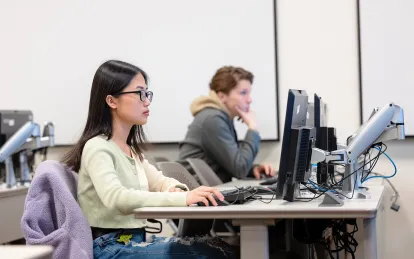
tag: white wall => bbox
[45,1,414,258]
[359,0,414,135]
[0,0,278,144]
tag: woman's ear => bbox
[106,95,118,109]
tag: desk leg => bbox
[363,217,378,259]
[233,220,272,259]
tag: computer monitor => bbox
[313,95,337,186]
[313,94,327,128]
[306,103,315,127]
[282,126,314,201]
[276,89,314,200]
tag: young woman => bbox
[178,66,276,183]
[63,60,233,259]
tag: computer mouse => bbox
[196,196,230,206]
[260,171,279,179]
[259,174,279,185]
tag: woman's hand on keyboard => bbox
[186,186,224,206]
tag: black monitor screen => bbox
[276,89,309,198]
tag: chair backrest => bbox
[186,158,223,186]
[156,162,200,190]
[153,156,170,163]
[156,161,215,237]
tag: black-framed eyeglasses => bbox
[113,90,153,102]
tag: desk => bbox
[134,180,385,259]
[0,245,53,259]
[0,186,28,243]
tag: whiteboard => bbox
[359,0,414,135]
[0,0,279,144]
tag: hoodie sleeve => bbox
[201,114,261,179]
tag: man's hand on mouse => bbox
[253,164,276,179]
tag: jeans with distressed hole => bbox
[93,228,235,259]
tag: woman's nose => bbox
[143,98,151,106]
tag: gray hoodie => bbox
[178,91,260,183]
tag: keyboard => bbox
[251,185,277,195]
[197,186,254,206]
[259,175,279,185]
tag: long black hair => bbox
[62,60,148,172]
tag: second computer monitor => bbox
[312,94,337,185]
[276,89,311,199]
[314,94,327,128]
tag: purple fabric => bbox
[21,160,93,259]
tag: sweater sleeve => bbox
[201,115,261,179]
[83,144,188,215]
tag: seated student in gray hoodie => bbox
[178,66,276,183]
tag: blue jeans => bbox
[93,229,234,259]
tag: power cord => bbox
[371,172,400,212]
[361,143,388,182]
[320,219,358,259]
[362,146,397,182]
[145,219,163,234]
[359,144,400,211]
[296,152,380,202]
[301,142,389,202]
[247,187,277,204]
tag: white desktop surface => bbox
[0,245,53,259]
[134,180,385,259]
[133,184,383,220]
[0,186,28,244]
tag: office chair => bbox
[156,162,199,190]
[156,162,213,237]
[157,161,237,241]
[154,161,200,236]
[186,158,223,186]
[153,156,170,163]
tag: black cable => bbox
[327,220,358,259]
[299,145,386,202]
[301,183,323,194]
[362,143,385,181]
[361,145,371,180]
[361,143,387,182]
[361,152,377,181]
[332,170,344,186]
[325,240,334,259]
[248,188,277,204]
[335,234,339,259]
[227,187,242,205]
[308,179,356,200]
[145,219,163,234]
